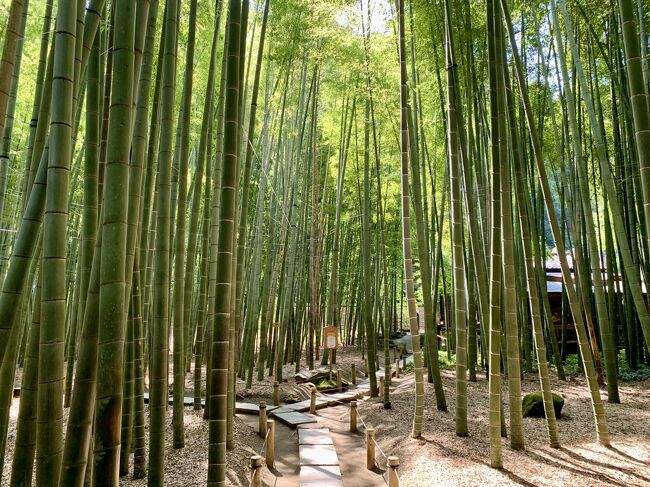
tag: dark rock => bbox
[522,391,564,418]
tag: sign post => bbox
[324,326,338,373]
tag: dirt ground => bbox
[4,347,649,486]
[357,367,650,486]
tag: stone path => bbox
[298,427,343,486]
[233,352,414,486]
[141,348,414,486]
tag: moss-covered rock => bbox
[315,379,338,390]
[522,391,564,418]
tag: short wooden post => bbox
[250,455,264,487]
[364,358,368,377]
[366,428,375,469]
[379,376,385,396]
[310,388,316,414]
[395,359,400,378]
[266,420,275,468]
[350,400,357,432]
[259,401,267,438]
[336,369,342,392]
[387,456,400,486]
[402,354,406,369]
[273,381,280,406]
[351,363,356,384]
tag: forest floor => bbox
[357,366,650,486]
[4,345,649,486]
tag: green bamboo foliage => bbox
[227,1,250,450]
[148,0,179,483]
[205,38,228,421]
[444,0,468,437]
[0,0,27,144]
[36,0,78,483]
[0,148,47,367]
[494,1,524,449]
[505,0,610,447]
[444,5,489,392]
[407,44,447,414]
[486,0,503,468]
[191,0,222,410]
[309,68,322,372]
[498,1,560,447]
[16,0,52,220]
[238,0,270,385]
[208,0,242,483]
[172,0,197,450]
[618,0,650,268]
[119,1,157,476]
[1,1,649,483]
[559,0,650,356]
[545,4,618,402]
[362,92,377,397]
[0,0,28,236]
[234,0,269,380]
[92,0,136,481]
[0,264,28,478]
[10,274,41,487]
[58,33,101,487]
[397,0,424,439]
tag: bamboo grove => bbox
[0,0,648,485]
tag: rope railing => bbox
[305,363,403,486]
[250,427,275,487]
[257,353,410,486]
[257,425,271,456]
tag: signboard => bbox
[324,326,338,349]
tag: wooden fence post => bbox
[266,419,275,468]
[259,401,267,438]
[366,427,375,469]
[387,456,400,486]
[310,388,316,414]
[250,455,264,486]
[273,381,280,406]
[351,363,356,384]
[350,400,357,432]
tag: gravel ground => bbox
[4,349,648,487]
[357,367,650,486]
[2,395,264,487]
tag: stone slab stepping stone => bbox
[299,428,333,445]
[234,402,277,414]
[300,465,343,487]
[269,406,296,415]
[297,423,324,430]
[273,411,317,428]
[322,392,355,405]
[299,444,339,466]
[286,399,329,412]
[284,400,311,412]
[235,402,260,414]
